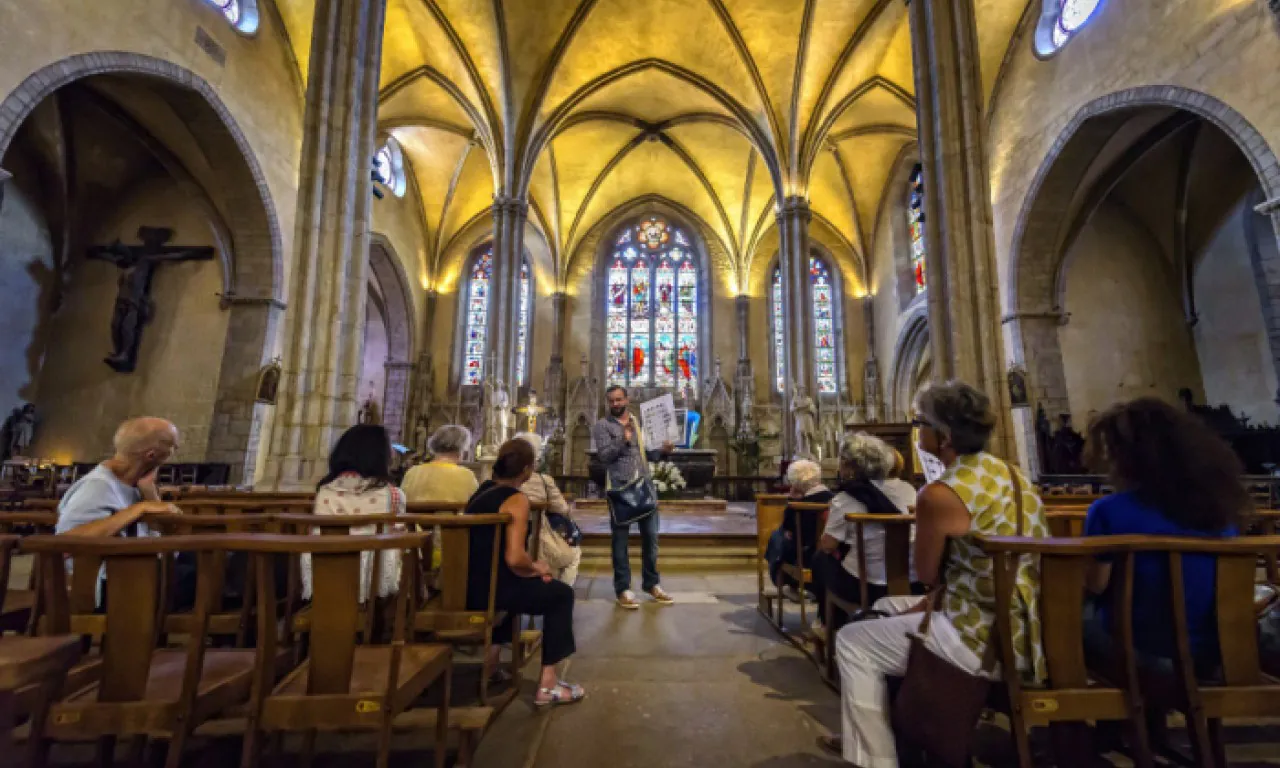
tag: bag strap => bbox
[916,459,1027,675]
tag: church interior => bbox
[2,0,1280,766]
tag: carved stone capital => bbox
[778,195,812,221]
[493,195,529,216]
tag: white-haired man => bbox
[765,459,834,602]
[56,417,181,538]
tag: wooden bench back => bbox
[755,494,789,555]
[0,535,17,616]
[175,499,316,517]
[398,513,509,615]
[1046,510,1088,538]
[786,501,830,560]
[246,532,428,697]
[843,513,917,601]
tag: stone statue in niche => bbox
[358,396,381,425]
[255,360,281,405]
[2,404,37,460]
[791,383,818,460]
[492,380,511,442]
[413,416,429,454]
[87,227,215,373]
[1048,413,1086,475]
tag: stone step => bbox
[579,532,756,570]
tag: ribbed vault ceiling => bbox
[272,0,1036,294]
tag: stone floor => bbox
[472,567,843,768]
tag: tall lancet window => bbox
[1035,0,1104,56]
[606,218,700,388]
[772,257,840,394]
[908,163,927,294]
[461,245,533,387]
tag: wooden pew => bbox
[755,494,788,625]
[23,534,262,768]
[399,512,517,708]
[820,513,917,685]
[238,531,453,768]
[0,511,57,634]
[977,534,1154,768]
[778,501,831,634]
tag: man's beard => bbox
[610,405,626,418]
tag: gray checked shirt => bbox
[591,413,662,489]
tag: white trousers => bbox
[835,596,984,768]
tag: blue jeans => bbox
[611,511,660,596]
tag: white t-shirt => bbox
[56,463,145,535]
[822,477,918,585]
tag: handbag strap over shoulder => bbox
[915,458,1027,674]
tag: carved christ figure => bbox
[87,226,215,373]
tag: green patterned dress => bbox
[937,452,1048,683]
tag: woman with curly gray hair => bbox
[809,433,921,636]
[823,381,1048,765]
[401,424,479,506]
[764,459,834,601]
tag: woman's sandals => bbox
[534,681,586,708]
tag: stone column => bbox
[735,293,750,363]
[776,196,817,456]
[488,195,528,394]
[908,0,1013,455]
[543,291,568,417]
[259,0,387,488]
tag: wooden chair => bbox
[755,494,788,625]
[399,512,516,708]
[777,501,831,633]
[1046,510,1088,538]
[820,513,916,685]
[0,533,80,768]
[23,534,262,768]
[240,531,453,768]
[1249,510,1280,584]
[0,511,56,634]
[977,534,1154,768]
[1139,535,1280,768]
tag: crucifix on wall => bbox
[86,226,215,373]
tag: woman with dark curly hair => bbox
[1084,397,1250,664]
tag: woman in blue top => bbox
[1083,397,1249,668]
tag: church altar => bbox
[585,447,719,497]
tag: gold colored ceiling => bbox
[272,0,1039,295]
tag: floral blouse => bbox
[302,473,405,602]
[938,452,1048,683]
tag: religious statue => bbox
[255,360,281,404]
[1048,413,1085,475]
[413,416,429,454]
[514,390,550,434]
[492,380,511,441]
[4,403,37,459]
[1034,404,1053,474]
[87,227,215,373]
[737,387,756,440]
[358,396,381,425]
[791,383,818,459]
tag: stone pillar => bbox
[543,291,568,417]
[776,196,817,456]
[735,293,750,363]
[908,0,1013,455]
[488,196,528,393]
[259,0,386,488]
[207,295,286,485]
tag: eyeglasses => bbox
[911,418,933,430]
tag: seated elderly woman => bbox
[514,431,582,586]
[808,433,924,636]
[401,424,480,506]
[765,459,833,600]
[825,381,1049,766]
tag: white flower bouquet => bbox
[649,460,687,497]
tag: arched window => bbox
[772,257,840,394]
[202,0,259,34]
[606,218,700,388]
[908,164,927,295]
[1035,0,1103,56]
[373,138,406,198]
[461,245,533,387]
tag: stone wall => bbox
[0,149,54,419]
[1059,202,1203,425]
[31,179,228,464]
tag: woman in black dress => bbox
[467,438,584,706]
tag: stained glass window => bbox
[772,257,840,394]
[202,0,258,33]
[606,218,699,388]
[908,164,926,295]
[373,139,406,198]
[515,261,531,387]
[462,248,493,386]
[1035,0,1102,56]
[462,247,533,387]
